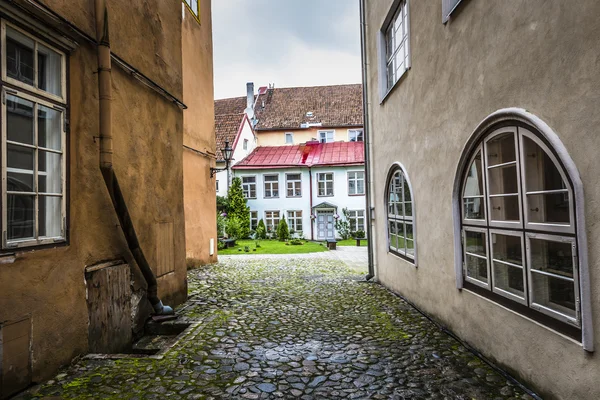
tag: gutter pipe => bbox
[360,0,375,281]
[94,0,172,315]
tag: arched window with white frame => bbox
[385,164,416,264]
[453,109,592,351]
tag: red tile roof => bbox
[254,84,363,130]
[233,141,364,170]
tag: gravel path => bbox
[20,256,534,399]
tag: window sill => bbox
[387,248,416,266]
[286,196,303,198]
[348,193,366,197]
[2,239,67,255]
[264,196,280,199]
[380,67,410,105]
[317,195,334,198]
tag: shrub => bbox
[334,208,352,240]
[244,246,250,252]
[277,219,290,241]
[225,216,241,239]
[355,230,366,239]
[216,195,229,214]
[256,219,267,239]
[217,240,226,250]
[217,214,227,238]
[255,241,261,248]
[290,239,303,246]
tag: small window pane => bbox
[465,230,486,257]
[405,223,414,241]
[531,272,576,319]
[404,201,412,217]
[488,165,518,195]
[466,255,488,283]
[463,197,484,220]
[493,262,525,298]
[38,151,62,194]
[38,105,62,150]
[7,95,34,145]
[530,238,573,278]
[492,233,522,265]
[39,196,61,237]
[523,136,566,192]
[7,194,35,240]
[486,132,516,166]
[37,43,62,96]
[6,27,35,86]
[489,196,520,222]
[389,221,398,249]
[527,193,570,224]
[7,144,34,172]
[463,152,484,197]
[8,171,33,192]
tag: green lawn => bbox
[337,238,369,247]
[218,239,328,255]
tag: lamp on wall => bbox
[210,141,233,178]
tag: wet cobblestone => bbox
[19,257,534,399]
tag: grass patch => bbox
[218,239,328,255]
[337,239,369,247]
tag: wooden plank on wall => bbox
[1,317,31,399]
[156,221,174,277]
[86,263,132,354]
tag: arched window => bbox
[386,164,416,264]
[455,115,591,346]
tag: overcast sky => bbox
[212,0,362,100]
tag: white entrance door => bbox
[317,210,335,240]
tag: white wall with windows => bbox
[234,166,366,239]
[215,117,256,197]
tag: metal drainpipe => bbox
[309,167,314,241]
[95,0,172,315]
[360,0,375,281]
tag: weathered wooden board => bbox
[1,316,31,399]
[155,221,174,277]
[86,263,132,354]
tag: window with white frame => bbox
[347,210,365,233]
[317,172,334,196]
[382,0,410,94]
[348,129,364,142]
[318,131,334,143]
[265,211,280,233]
[2,22,67,248]
[348,171,365,195]
[243,139,248,150]
[263,174,279,198]
[285,132,294,144]
[286,173,302,197]
[250,211,258,231]
[216,180,219,191]
[241,176,256,199]
[183,0,199,19]
[460,125,581,328]
[386,166,415,261]
[287,210,303,233]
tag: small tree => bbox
[334,208,352,240]
[277,218,290,241]
[256,219,267,239]
[225,216,241,239]
[217,214,226,237]
[227,177,250,239]
[216,195,229,214]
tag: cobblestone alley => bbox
[19,256,536,399]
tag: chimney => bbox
[245,82,255,120]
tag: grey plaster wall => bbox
[364,1,600,399]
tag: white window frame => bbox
[317,172,334,197]
[385,163,417,265]
[250,211,258,231]
[1,22,67,249]
[348,129,364,142]
[489,229,527,305]
[347,170,365,195]
[263,174,279,198]
[453,110,592,351]
[462,227,490,289]
[241,175,256,199]
[287,210,303,233]
[264,210,280,233]
[378,0,411,102]
[285,173,302,198]
[285,132,294,144]
[347,210,365,232]
[318,130,334,143]
[1,21,67,104]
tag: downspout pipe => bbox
[95,0,172,315]
[309,167,314,241]
[360,0,375,281]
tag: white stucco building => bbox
[233,141,366,240]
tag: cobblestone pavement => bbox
[20,257,534,399]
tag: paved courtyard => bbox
[20,255,534,399]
